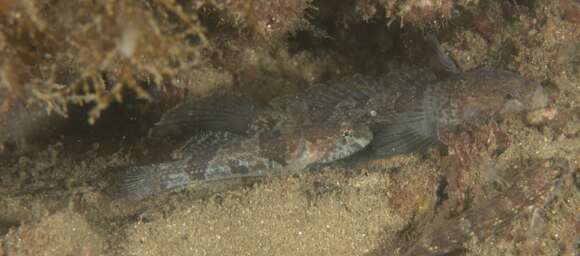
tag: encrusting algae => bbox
[0,1,577,255]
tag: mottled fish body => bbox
[115,120,372,200]
[149,66,548,160]
[290,68,548,158]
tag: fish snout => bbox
[349,124,373,149]
[502,84,550,115]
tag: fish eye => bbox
[342,128,353,137]
[504,93,513,100]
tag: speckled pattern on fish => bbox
[113,119,372,200]
[293,68,549,158]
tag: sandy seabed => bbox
[1,0,579,255]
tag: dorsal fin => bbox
[296,76,378,122]
[171,131,241,160]
[303,76,374,109]
[148,93,260,138]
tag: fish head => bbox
[303,121,373,164]
[497,77,549,115]
[448,69,549,126]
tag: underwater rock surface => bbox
[1,1,579,256]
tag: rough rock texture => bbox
[0,0,579,255]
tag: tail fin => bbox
[371,92,439,157]
[110,161,192,201]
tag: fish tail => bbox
[110,161,193,201]
[371,91,439,157]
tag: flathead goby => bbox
[292,68,549,158]
[114,119,372,200]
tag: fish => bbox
[284,35,549,159]
[286,67,549,159]
[149,33,549,161]
[147,68,437,147]
[370,68,549,157]
[113,116,372,200]
[161,67,549,160]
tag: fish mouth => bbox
[352,136,372,150]
[501,86,551,117]
[530,85,550,109]
[352,128,374,150]
[315,135,372,164]
[341,134,371,154]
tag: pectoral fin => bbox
[371,94,439,157]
